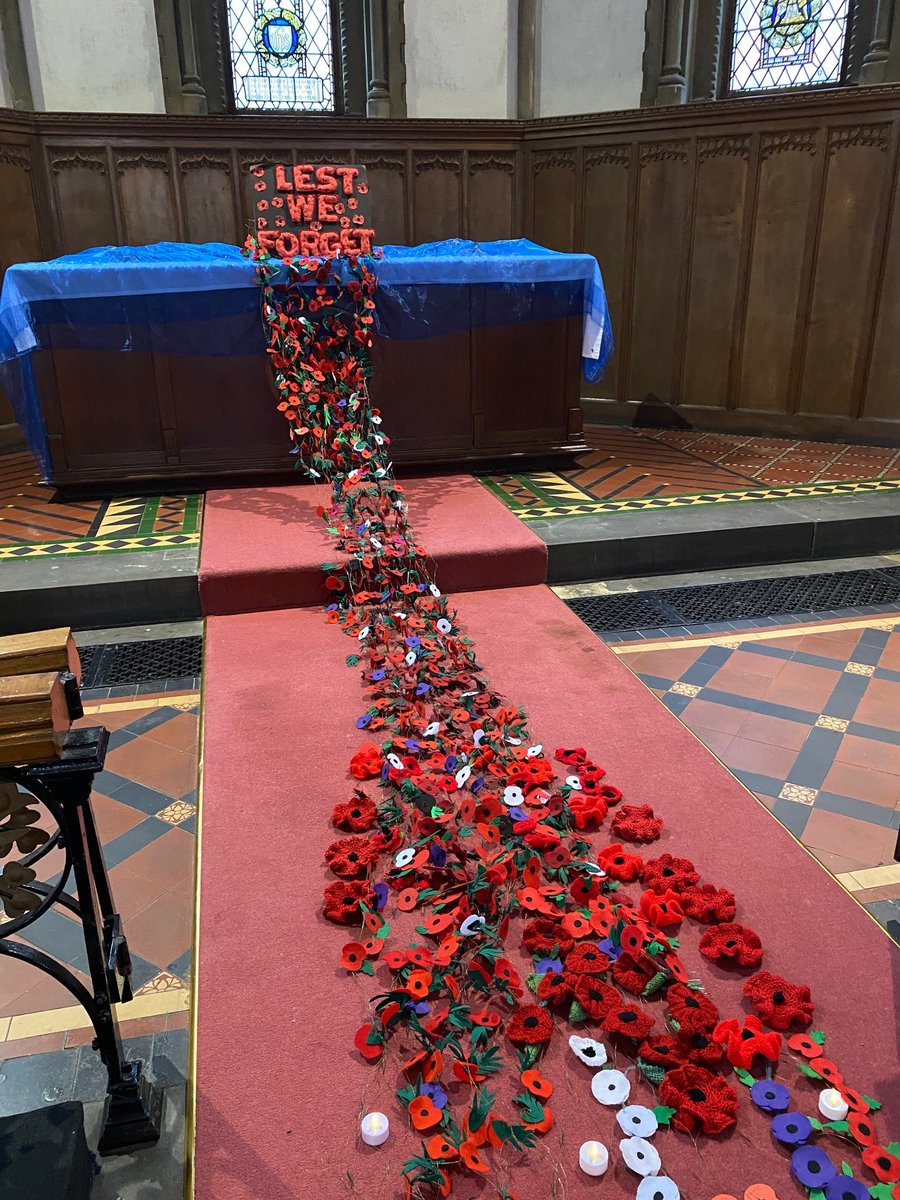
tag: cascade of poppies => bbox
[246,236,896,1200]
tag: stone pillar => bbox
[860,0,893,85]
[517,0,536,119]
[364,0,390,116]
[173,0,207,114]
[657,0,688,105]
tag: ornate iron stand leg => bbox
[12,729,164,1155]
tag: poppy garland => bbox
[245,235,896,1200]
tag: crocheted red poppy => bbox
[611,804,663,843]
[597,843,643,881]
[642,853,700,895]
[564,943,611,976]
[555,747,587,765]
[522,918,575,956]
[536,971,573,1006]
[712,1015,781,1069]
[332,796,378,832]
[698,922,764,967]
[666,984,719,1033]
[612,952,656,995]
[638,1035,686,1069]
[603,1004,655,1040]
[597,784,623,805]
[322,879,375,924]
[324,836,379,878]
[574,975,619,1020]
[658,1065,739,1135]
[568,793,609,829]
[640,888,683,927]
[506,1004,553,1045]
[679,883,736,924]
[579,763,607,785]
[524,825,561,852]
[676,1028,725,1066]
[349,742,384,780]
[508,758,555,788]
[743,970,814,1031]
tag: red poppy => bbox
[838,1086,870,1114]
[524,825,561,853]
[322,879,375,924]
[521,1068,554,1098]
[409,1095,442,1130]
[849,1112,878,1147]
[406,968,433,998]
[640,888,684,927]
[638,1035,686,1069]
[642,853,700,894]
[459,1141,490,1174]
[597,843,643,881]
[561,912,593,939]
[340,942,366,971]
[603,1005,656,1040]
[658,1064,739,1135]
[470,1009,501,1028]
[555,747,587,765]
[676,1028,725,1065]
[522,918,574,956]
[698,922,764,967]
[506,1004,553,1045]
[742,970,814,1031]
[568,793,608,829]
[809,1056,843,1085]
[597,784,623,805]
[667,984,720,1033]
[332,796,378,832]
[544,844,572,869]
[569,873,601,905]
[427,1134,458,1161]
[353,1022,384,1061]
[612,952,656,995]
[574,975,619,1020]
[611,803,663,843]
[712,1015,782,1069]
[324,835,379,878]
[349,742,384,779]
[537,971,573,1005]
[862,1146,900,1183]
[679,883,736,923]
[564,943,610,976]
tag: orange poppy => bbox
[340,942,366,971]
[362,909,383,936]
[397,887,421,912]
[363,937,383,957]
[422,911,456,936]
[453,1059,486,1084]
[476,822,500,844]
[562,912,593,939]
[521,1069,554,1099]
[426,1135,458,1161]
[408,945,433,966]
[406,969,433,998]
[516,887,543,911]
[408,1096,442,1131]
[421,1049,444,1082]
[523,1106,554,1134]
[459,1141,490,1174]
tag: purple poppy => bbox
[536,957,563,974]
[471,777,484,793]
[325,602,338,612]
[415,683,430,695]
[444,755,458,772]
[772,1113,812,1146]
[825,1178,869,1200]
[428,844,447,867]
[373,882,388,911]
[356,714,371,729]
[405,740,420,752]
[419,1081,447,1109]
[507,807,527,822]
[598,937,622,961]
[791,1146,836,1188]
[751,1080,790,1113]
[371,669,385,681]
[405,637,421,648]
[406,1000,430,1016]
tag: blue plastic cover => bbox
[0,239,613,476]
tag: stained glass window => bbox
[226,0,336,111]
[727,0,852,93]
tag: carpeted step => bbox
[199,475,548,616]
[196,586,900,1200]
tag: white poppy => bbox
[473,729,485,746]
[370,536,382,549]
[591,1069,631,1106]
[387,753,404,770]
[429,584,441,597]
[357,625,370,640]
[568,1035,608,1068]
[459,914,485,936]
[502,785,525,807]
[507,735,522,745]
[371,414,382,425]
[393,847,416,868]
[616,1106,658,1139]
[404,651,417,667]
[566,774,583,790]
[423,722,440,737]
[455,764,472,788]
[637,1177,679,1200]
[436,618,452,634]
[526,744,543,758]
[619,1137,660,1177]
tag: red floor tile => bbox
[735,711,810,752]
[0,1032,67,1059]
[832,733,900,776]
[725,649,786,679]
[703,667,774,701]
[802,809,897,865]
[853,882,900,904]
[90,790,146,843]
[721,735,798,779]
[0,963,92,1018]
[810,848,875,876]
[121,893,193,970]
[764,661,843,711]
[124,827,195,887]
[107,863,169,921]
[145,711,200,753]
[681,725,734,758]
[821,760,900,809]
[679,697,748,735]
[104,734,198,799]
[852,679,900,732]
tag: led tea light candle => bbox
[361,1111,390,1146]
[818,1088,849,1122]
[579,1140,609,1176]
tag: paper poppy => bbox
[698,922,764,968]
[574,975,619,1020]
[743,970,813,1031]
[408,1095,442,1130]
[353,1021,383,1061]
[332,796,378,832]
[426,1134,458,1161]
[862,1146,900,1183]
[848,1112,878,1147]
[712,1015,782,1069]
[824,1179,871,1200]
[642,853,700,894]
[591,1068,631,1106]
[667,984,719,1033]
[772,1112,813,1146]
[611,804,663,843]
[750,1079,791,1114]
[459,1141,490,1173]
[620,1136,661,1177]
[406,968,433,998]
[597,843,643,881]
[791,1146,837,1188]
[561,912,593,939]
[658,1064,739,1135]
[808,1056,843,1085]
[569,1034,608,1067]
[340,942,366,971]
[470,1009,501,1028]
[617,1105,659,1138]
[679,883,736,923]
[604,1005,656,1040]
[521,1068,554,1098]
[638,1178,680,1200]
[507,1004,553,1045]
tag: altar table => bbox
[0,239,613,486]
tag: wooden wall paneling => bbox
[178,151,239,245]
[859,128,900,429]
[45,146,118,255]
[357,152,409,245]
[411,152,463,244]
[465,151,517,242]
[0,144,41,272]
[797,123,894,419]
[115,150,180,246]
[580,145,631,401]
[627,140,691,405]
[681,134,751,411]
[237,149,293,241]
[529,148,577,251]
[737,129,820,414]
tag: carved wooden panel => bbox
[358,153,408,246]
[529,149,576,252]
[178,152,238,245]
[863,154,900,426]
[581,147,630,400]
[115,151,177,246]
[0,145,41,272]
[47,147,117,254]
[412,153,462,244]
[466,152,516,242]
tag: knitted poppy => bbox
[349,742,384,780]
[524,825,561,852]
[743,971,813,1031]
[564,943,611,976]
[597,784,623,805]
[597,843,643,882]
[603,1005,656,1040]
[568,793,609,829]
[862,1146,900,1183]
[640,889,683,927]
[523,918,574,956]
[324,836,379,878]
[612,952,656,995]
[658,1065,739,1135]
[332,796,378,832]
[574,975,619,1020]
[322,879,375,924]
[713,1015,782,1069]
[578,763,607,785]
[642,853,700,894]
[537,971,573,1006]
[676,1029,725,1066]
[611,804,663,843]
[506,1004,553,1045]
[698,922,764,968]
[679,883,736,923]
[638,1036,686,1069]
[555,747,587,765]
[667,984,719,1032]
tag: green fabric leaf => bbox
[642,971,668,997]
[467,1086,494,1133]
[809,1118,824,1132]
[652,1105,676,1126]
[526,972,543,995]
[869,1185,895,1200]
[345,654,359,667]
[492,1120,537,1150]
[864,1095,882,1111]
[734,1068,755,1087]
[841,1163,854,1177]
[638,1059,667,1086]
[808,1190,826,1200]
[513,1092,546,1124]
[358,959,374,975]
[798,1062,823,1079]
[811,1030,826,1045]
[825,1120,850,1133]
[885,1141,900,1157]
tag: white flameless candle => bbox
[818,1088,849,1121]
[361,1112,390,1146]
[579,1140,609,1176]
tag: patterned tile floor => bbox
[609,612,900,935]
[0,451,202,558]
[0,683,199,1062]
[481,427,900,519]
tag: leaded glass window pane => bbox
[226,0,335,111]
[728,0,851,93]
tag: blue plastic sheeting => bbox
[0,239,613,476]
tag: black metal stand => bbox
[0,727,164,1155]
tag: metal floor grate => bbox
[566,568,900,634]
[78,637,203,688]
